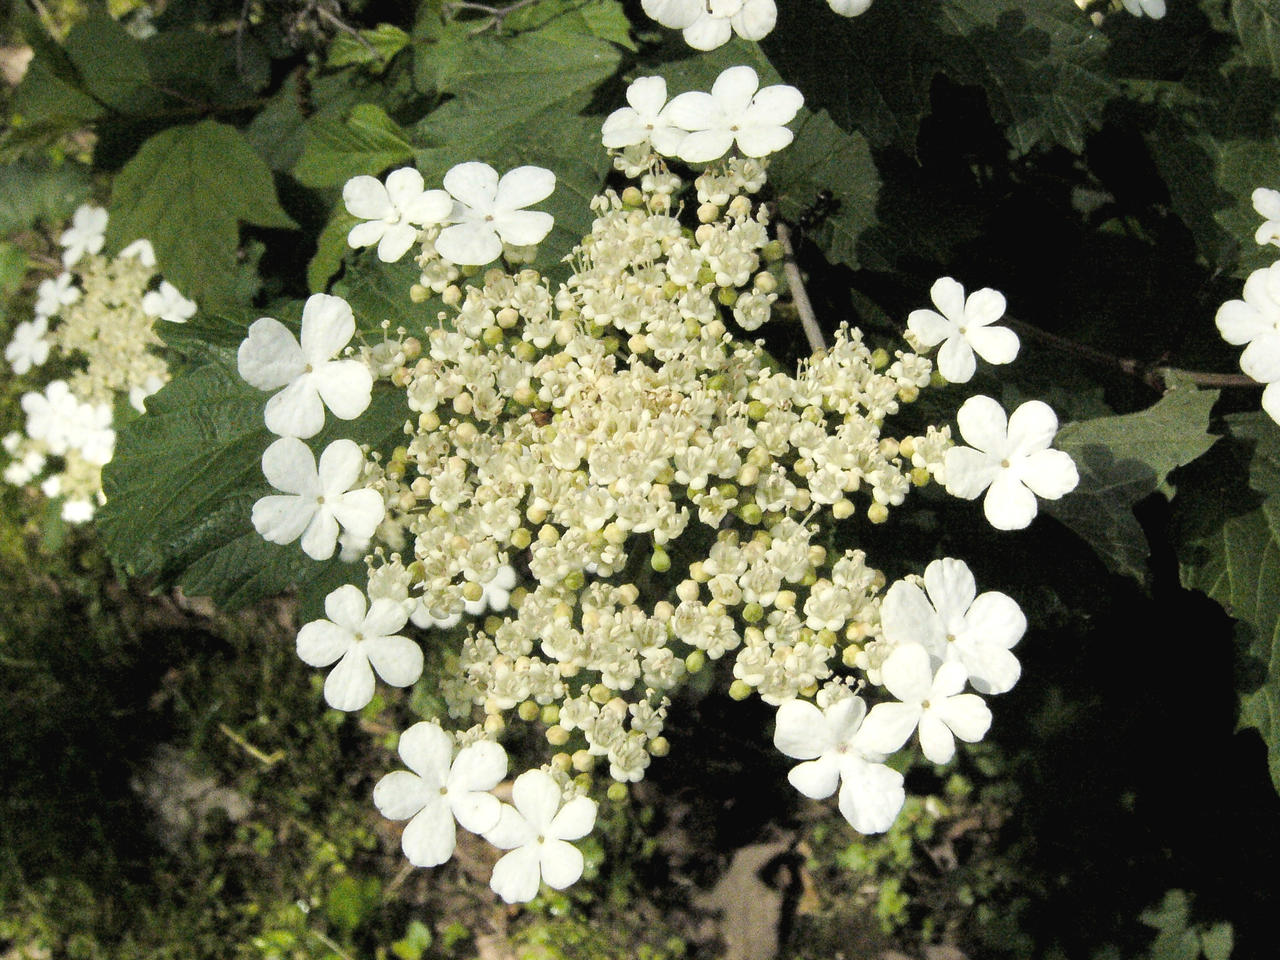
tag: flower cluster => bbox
[641,0,872,51]
[2,205,195,522]
[233,64,1077,905]
[1215,187,1280,425]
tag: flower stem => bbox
[775,222,826,356]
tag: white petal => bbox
[495,166,555,211]
[966,325,1020,366]
[1216,300,1271,346]
[983,471,1038,530]
[1241,334,1280,383]
[960,591,1025,651]
[906,308,953,347]
[879,644,934,703]
[484,803,536,850]
[451,790,502,836]
[743,84,803,126]
[330,488,385,540]
[963,287,1006,325]
[373,770,431,820]
[398,721,453,785]
[733,125,794,158]
[300,294,355,364]
[880,580,944,650]
[343,176,392,220]
[512,769,561,829]
[252,494,316,545]
[923,558,976,623]
[663,92,720,132]
[601,108,649,149]
[929,277,966,322]
[317,438,365,493]
[401,800,457,866]
[348,220,388,250]
[363,634,423,687]
[300,508,341,560]
[627,76,668,115]
[958,644,1021,695]
[955,394,1008,454]
[944,447,1000,500]
[402,189,453,226]
[490,845,542,903]
[918,713,957,764]
[936,335,977,383]
[787,756,840,799]
[825,696,867,744]
[540,838,585,889]
[238,318,305,391]
[450,739,507,793]
[836,758,905,834]
[377,223,420,262]
[1018,449,1078,500]
[773,699,828,760]
[435,222,503,266]
[296,619,351,667]
[262,436,319,493]
[1264,382,1280,425]
[323,583,367,630]
[856,701,920,755]
[264,377,326,439]
[683,16,734,50]
[323,646,375,710]
[732,0,777,39]
[495,210,554,248]
[678,130,737,164]
[1253,187,1280,221]
[641,0,700,29]
[711,65,760,117]
[314,360,374,421]
[384,167,426,210]
[443,161,499,211]
[1005,401,1059,457]
[363,597,410,637]
[938,694,992,743]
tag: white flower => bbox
[601,77,687,157]
[3,450,45,485]
[483,769,598,903]
[6,317,50,374]
[859,645,991,764]
[435,163,556,267]
[296,584,423,711]
[73,410,115,466]
[907,277,1019,383]
[251,437,385,560]
[62,499,95,523]
[119,238,156,267]
[1254,188,1280,248]
[827,0,872,15]
[664,66,803,164]
[373,722,506,866]
[1216,261,1280,422]
[344,168,452,263]
[237,293,374,439]
[59,205,108,267]
[21,381,82,454]
[141,281,197,324]
[772,697,905,834]
[641,0,776,51]
[464,564,517,615]
[1121,0,1165,18]
[944,395,1078,530]
[880,558,1025,694]
[34,272,80,318]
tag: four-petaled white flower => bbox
[373,722,507,865]
[435,163,556,267]
[907,277,1019,384]
[34,273,80,318]
[1121,0,1165,18]
[641,0,777,51]
[344,168,453,263]
[1253,188,1280,248]
[1216,261,1280,423]
[772,696,905,834]
[859,645,992,765]
[237,293,374,439]
[601,77,687,157]
[296,584,423,711]
[880,558,1025,694]
[944,395,1078,530]
[6,317,50,375]
[59,205,108,267]
[141,281,197,324]
[251,436,385,560]
[483,769,597,903]
[664,66,803,164]
[21,381,84,455]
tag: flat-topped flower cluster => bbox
[233,65,1077,905]
[2,206,195,522]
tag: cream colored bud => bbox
[546,725,570,746]
[698,202,720,223]
[572,750,595,772]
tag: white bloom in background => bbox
[3,450,46,486]
[1216,261,1280,422]
[944,395,1078,530]
[859,645,992,765]
[6,317,50,374]
[141,281,197,324]
[772,696,905,834]
[251,437,385,560]
[664,66,803,164]
[907,277,1019,383]
[62,499,95,523]
[484,769,598,903]
[464,564,518,615]
[59,205,108,266]
[1121,0,1165,18]
[641,0,776,51]
[373,722,507,866]
[435,163,556,267]
[827,0,872,15]
[601,76,687,156]
[344,168,452,263]
[1253,188,1280,247]
[34,273,80,318]
[21,381,82,454]
[73,410,115,466]
[880,558,1025,694]
[296,584,423,711]
[237,293,373,439]
[119,238,157,267]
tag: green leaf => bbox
[0,160,91,235]
[1200,922,1234,960]
[309,206,359,293]
[1233,0,1280,76]
[293,103,415,188]
[327,24,411,72]
[331,253,435,335]
[5,8,105,156]
[1046,387,1219,581]
[0,243,27,298]
[61,9,160,114]
[1177,411,1280,795]
[105,119,297,307]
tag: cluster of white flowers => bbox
[1215,187,1280,425]
[640,0,871,51]
[232,64,1078,905]
[2,205,195,522]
